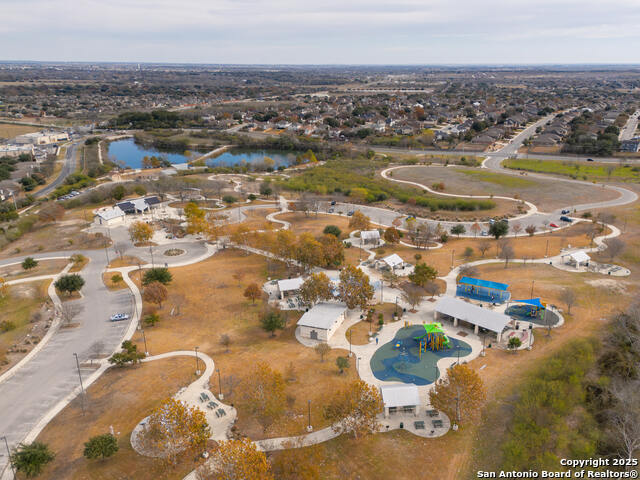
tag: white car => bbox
[109,313,130,322]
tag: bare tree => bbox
[606,238,626,262]
[170,293,186,316]
[458,265,479,278]
[560,288,576,314]
[511,222,522,236]
[425,281,441,298]
[477,240,491,257]
[498,240,515,268]
[60,302,83,326]
[113,242,127,260]
[89,340,106,364]
[402,289,425,312]
[220,334,231,353]
[608,380,640,463]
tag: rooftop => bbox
[296,302,346,330]
[435,296,511,334]
[380,384,421,408]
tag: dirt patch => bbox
[0,259,68,281]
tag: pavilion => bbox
[456,276,510,303]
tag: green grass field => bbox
[504,158,640,181]
[454,168,538,188]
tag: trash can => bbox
[400,422,404,429]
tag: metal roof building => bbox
[435,296,511,341]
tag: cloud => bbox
[0,0,638,63]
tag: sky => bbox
[1,0,640,64]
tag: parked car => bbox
[561,209,570,214]
[550,223,559,228]
[347,211,354,216]
[560,216,573,223]
[330,200,336,206]
[586,158,594,162]
[328,208,334,213]
[109,313,130,322]
[480,231,488,236]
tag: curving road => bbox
[34,140,80,199]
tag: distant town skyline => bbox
[2,0,640,64]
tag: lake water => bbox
[107,138,297,169]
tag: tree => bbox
[409,263,438,288]
[318,234,345,268]
[83,433,119,460]
[323,225,341,238]
[142,267,172,285]
[402,289,424,312]
[498,241,515,268]
[488,221,509,239]
[336,356,349,374]
[38,203,65,224]
[338,265,374,310]
[236,362,287,433]
[60,302,83,326]
[299,272,333,306]
[295,233,323,271]
[381,270,399,288]
[111,273,123,285]
[11,442,55,478]
[143,397,210,464]
[477,240,491,257]
[462,246,474,260]
[323,380,382,439]
[196,438,273,480]
[260,308,285,337]
[508,336,522,352]
[220,334,231,353]
[314,342,331,362]
[22,257,38,270]
[561,287,576,314]
[185,202,208,235]
[606,238,625,261]
[143,281,168,308]
[450,224,466,237]
[525,224,536,237]
[243,283,262,304]
[470,222,481,237]
[429,364,486,425]
[108,340,145,366]
[512,222,522,236]
[348,211,370,231]
[111,184,126,200]
[129,221,154,244]
[425,281,441,298]
[54,274,85,296]
[270,438,322,480]
[144,312,160,327]
[383,227,400,244]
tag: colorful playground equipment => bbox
[414,323,452,356]
[508,298,547,320]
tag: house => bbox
[380,384,421,418]
[621,137,640,153]
[296,302,347,341]
[94,206,125,225]
[434,296,511,341]
[360,230,381,246]
[277,277,305,299]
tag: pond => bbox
[370,325,472,385]
[107,138,298,170]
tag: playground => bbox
[505,299,560,327]
[370,324,472,385]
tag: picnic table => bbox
[426,409,439,417]
[432,419,444,428]
[414,421,425,430]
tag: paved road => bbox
[33,141,80,199]
[0,237,209,476]
[619,110,640,141]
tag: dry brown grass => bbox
[108,256,143,268]
[36,357,199,480]
[128,248,357,440]
[241,207,277,231]
[376,222,602,276]
[0,123,40,138]
[345,303,402,345]
[278,212,354,237]
[102,272,128,291]
[0,259,68,280]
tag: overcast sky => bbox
[2,0,640,64]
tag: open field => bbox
[504,158,640,182]
[345,303,402,345]
[0,258,68,281]
[375,221,603,275]
[278,211,355,237]
[36,357,198,480]
[130,249,357,440]
[0,281,51,370]
[392,165,618,211]
[240,207,277,230]
[0,123,41,139]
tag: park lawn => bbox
[241,207,278,231]
[130,248,358,440]
[345,303,402,345]
[108,255,143,268]
[504,158,640,181]
[0,258,68,281]
[102,272,128,291]
[0,123,40,138]
[35,357,199,480]
[0,281,50,360]
[376,222,603,276]
[454,168,538,188]
[278,212,354,237]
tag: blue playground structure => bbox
[456,276,511,304]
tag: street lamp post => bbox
[217,368,223,399]
[451,249,455,268]
[142,329,149,356]
[194,347,200,375]
[307,400,312,432]
[73,353,86,415]
[2,436,16,477]
[528,324,533,350]
[149,244,155,268]
[349,329,352,357]
[530,280,535,298]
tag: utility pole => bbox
[545,239,549,258]
[73,353,86,415]
[217,368,223,399]
[307,400,312,432]
[141,329,149,356]
[194,347,200,375]
[530,280,535,298]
